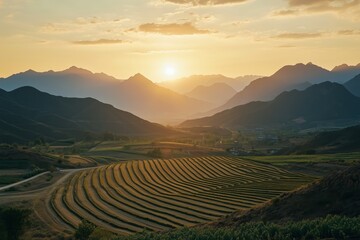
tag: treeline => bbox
[75,215,360,240]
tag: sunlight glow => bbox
[164,65,176,77]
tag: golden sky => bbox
[0,0,359,81]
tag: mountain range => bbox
[206,63,360,115]
[1,63,359,125]
[160,74,260,93]
[0,69,212,123]
[185,82,237,106]
[0,86,171,143]
[181,82,360,129]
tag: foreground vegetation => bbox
[77,215,360,240]
[0,207,31,240]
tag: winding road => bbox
[0,171,51,192]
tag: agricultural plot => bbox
[49,156,316,235]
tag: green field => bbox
[245,152,360,165]
[49,156,316,235]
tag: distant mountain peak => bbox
[331,63,360,72]
[132,73,146,78]
[127,73,154,84]
[62,66,93,75]
[332,64,350,71]
[68,66,83,71]
[24,69,37,74]
[273,62,326,77]
[10,86,43,95]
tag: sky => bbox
[0,0,359,82]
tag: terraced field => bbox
[49,156,316,235]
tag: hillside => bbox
[211,63,360,114]
[0,69,212,123]
[344,73,360,97]
[0,86,172,143]
[161,74,260,93]
[181,82,360,129]
[285,124,360,154]
[214,164,360,226]
[0,145,76,170]
[48,156,315,234]
[113,74,212,123]
[186,83,237,106]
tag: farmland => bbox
[49,156,316,235]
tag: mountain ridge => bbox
[186,82,237,106]
[181,82,360,129]
[161,74,260,93]
[0,86,172,143]
[206,62,360,116]
[344,73,360,97]
[0,68,213,123]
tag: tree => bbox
[75,219,96,240]
[0,207,31,240]
[147,148,163,158]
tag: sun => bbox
[164,65,176,77]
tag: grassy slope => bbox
[285,124,360,154]
[214,164,360,226]
[108,164,360,240]
[0,145,95,185]
[245,152,360,165]
[114,215,360,240]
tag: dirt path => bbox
[0,167,97,234]
[0,171,50,191]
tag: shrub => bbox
[0,207,31,240]
[75,219,96,240]
[147,148,163,158]
[112,215,360,240]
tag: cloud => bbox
[161,0,248,6]
[274,0,360,19]
[338,29,360,35]
[40,17,130,34]
[72,39,126,45]
[288,0,358,9]
[136,22,211,35]
[272,32,323,39]
[73,17,129,25]
[130,49,193,55]
[278,44,296,48]
[272,9,299,16]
